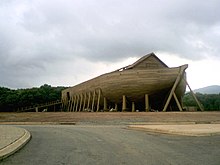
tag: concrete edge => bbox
[127,121,220,125]
[0,122,76,125]
[127,126,220,137]
[127,121,197,125]
[0,129,31,161]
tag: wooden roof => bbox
[116,52,168,71]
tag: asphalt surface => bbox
[1,125,220,165]
[0,126,31,160]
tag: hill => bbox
[194,85,220,94]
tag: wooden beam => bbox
[83,93,87,111]
[104,97,108,111]
[61,100,64,112]
[173,92,183,111]
[75,95,79,112]
[68,100,71,112]
[73,95,76,112]
[67,100,71,112]
[184,78,204,111]
[132,102,135,112]
[122,95,126,112]
[115,103,118,112]
[145,94,149,112]
[163,65,188,112]
[69,97,73,112]
[79,94,83,112]
[87,92,91,110]
[96,89,101,112]
[92,90,96,112]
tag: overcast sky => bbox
[0,0,220,89]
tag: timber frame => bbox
[62,53,203,112]
[162,64,203,111]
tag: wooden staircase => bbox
[17,100,62,112]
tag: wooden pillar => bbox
[145,94,149,112]
[96,89,101,112]
[122,95,126,112]
[67,100,71,112]
[75,95,79,112]
[71,98,75,112]
[180,96,183,108]
[173,92,183,111]
[87,92,91,110]
[104,97,107,111]
[69,98,73,112]
[73,96,76,112]
[132,102,135,112]
[79,94,83,112]
[83,93,87,111]
[35,107,38,112]
[115,103,118,112]
[69,98,72,112]
[67,100,70,112]
[61,101,64,112]
[163,65,188,112]
[92,90,96,112]
[184,78,204,111]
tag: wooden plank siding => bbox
[62,53,187,112]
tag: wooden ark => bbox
[62,52,188,112]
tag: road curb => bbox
[0,122,76,125]
[128,124,220,136]
[0,129,31,161]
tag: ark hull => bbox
[62,64,187,111]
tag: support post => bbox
[184,79,204,111]
[75,95,79,112]
[163,65,188,112]
[61,101,64,112]
[96,89,101,112]
[35,107,38,112]
[73,96,76,112]
[92,90,96,112]
[115,103,118,112]
[122,95,126,112]
[173,92,183,111]
[79,94,83,112]
[83,93,87,111]
[145,94,149,112]
[67,100,70,112]
[67,100,71,112]
[132,102,135,112]
[104,97,108,111]
[87,92,91,110]
[69,98,73,112]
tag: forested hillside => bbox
[0,84,66,112]
[1,85,220,112]
[183,92,220,111]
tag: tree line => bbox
[183,92,220,111]
[0,85,220,112]
[0,84,66,112]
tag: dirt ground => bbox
[0,112,220,125]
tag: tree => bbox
[0,85,67,112]
[183,92,220,111]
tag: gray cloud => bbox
[0,0,220,88]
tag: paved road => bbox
[1,125,220,165]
